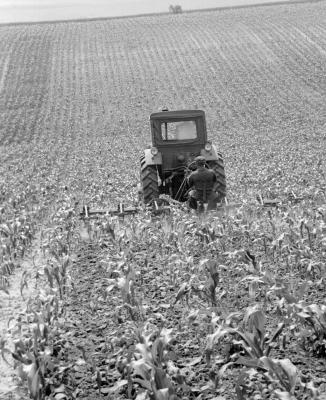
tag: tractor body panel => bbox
[142,144,219,167]
[200,144,220,161]
[142,148,162,166]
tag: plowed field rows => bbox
[0,2,325,204]
[0,2,325,400]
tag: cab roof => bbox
[150,109,205,121]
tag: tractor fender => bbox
[200,144,222,161]
[142,148,163,166]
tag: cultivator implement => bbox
[79,108,288,221]
[80,196,281,220]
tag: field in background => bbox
[0,1,325,203]
[0,2,325,399]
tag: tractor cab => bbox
[149,110,207,172]
[151,110,206,143]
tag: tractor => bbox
[140,109,226,206]
[80,109,280,220]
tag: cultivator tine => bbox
[118,203,125,216]
[152,200,162,215]
[145,199,170,216]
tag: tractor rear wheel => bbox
[140,158,160,204]
[208,154,226,202]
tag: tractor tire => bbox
[208,154,226,203]
[140,158,160,204]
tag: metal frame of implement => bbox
[80,199,281,219]
[80,201,170,219]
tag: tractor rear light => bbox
[151,147,158,156]
[205,142,212,151]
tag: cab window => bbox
[161,120,197,140]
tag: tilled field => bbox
[0,1,326,399]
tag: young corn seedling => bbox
[105,258,142,321]
[258,357,320,400]
[6,294,70,400]
[288,303,326,357]
[234,356,314,400]
[42,252,71,300]
[205,304,285,367]
[129,326,178,400]
[205,305,322,399]
[190,259,222,307]
[0,274,10,295]
[118,263,141,320]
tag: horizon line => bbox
[0,0,321,27]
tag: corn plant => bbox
[286,303,326,357]
[44,255,71,300]
[1,287,71,400]
[129,326,178,400]
[205,305,285,367]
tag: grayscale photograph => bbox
[0,0,325,399]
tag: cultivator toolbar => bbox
[80,200,171,219]
[80,196,282,220]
